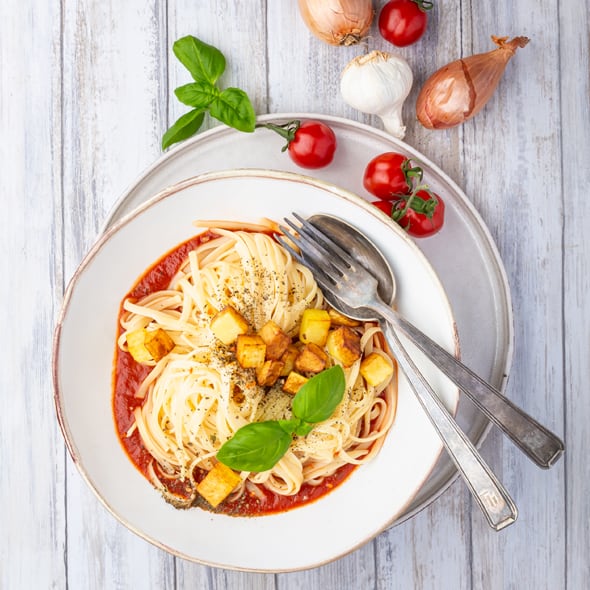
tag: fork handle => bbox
[374,305,518,530]
[389,311,564,469]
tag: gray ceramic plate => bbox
[102,113,514,526]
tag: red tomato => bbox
[372,200,394,216]
[372,189,445,237]
[378,0,430,47]
[363,152,416,199]
[287,120,337,169]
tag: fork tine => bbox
[292,212,360,270]
[283,217,351,277]
[275,231,304,264]
[276,223,338,278]
[275,232,339,292]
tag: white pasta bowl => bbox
[53,169,459,572]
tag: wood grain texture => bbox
[560,0,590,589]
[0,1,66,589]
[60,1,175,588]
[367,3,474,588]
[1,0,587,588]
[167,0,268,132]
[461,2,566,588]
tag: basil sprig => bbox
[217,366,346,473]
[162,35,256,150]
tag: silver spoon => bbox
[309,214,564,469]
[285,214,516,530]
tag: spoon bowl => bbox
[309,214,396,318]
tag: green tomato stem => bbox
[391,184,438,221]
[413,0,434,11]
[256,120,301,152]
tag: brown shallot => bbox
[416,35,530,129]
[297,0,374,46]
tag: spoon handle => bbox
[373,303,517,530]
[390,311,564,469]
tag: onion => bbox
[297,0,374,46]
[416,35,530,129]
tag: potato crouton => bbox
[294,342,328,374]
[126,328,174,363]
[126,329,153,364]
[236,334,267,368]
[326,327,362,367]
[256,359,285,387]
[258,321,291,360]
[144,328,175,361]
[210,306,249,345]
[282,371,309,395]
[360,352,394,387]
[299,309,331,346]
[279,345,300,376]
[196,463,242,508]
[328,307,361,327]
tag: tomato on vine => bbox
[378,0,433,48]
[363,152,423,199]
[373,189,445,237]
[259,119,337,169]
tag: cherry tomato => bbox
[287,120,337,169]
[363,152,415,199]
[378,0,431,48]
[372,190,445,237]
[372,200,395,216]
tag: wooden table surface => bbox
[2,1,588,588]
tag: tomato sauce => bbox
[112,232,357,516]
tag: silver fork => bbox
[278,213,518,531]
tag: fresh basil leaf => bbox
[292,365,346,424]
[217,421,292,472]
[278,418,314,437]
[173,35,225,85]
[161,109,205,150]
[174,82,219,109]
[209,87,256,133]
[277,418,300,434]
[163,36,256,149]
[293,421,314,437]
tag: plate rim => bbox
[100,112,514,525]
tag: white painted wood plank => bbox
[460,1,567,588]
[375,485,471,589]
[61,0,169,241]
[276,542,376,589]
[378,0,465,181]
[560,0,590,588]
[177,567,276,590]
[167,0,269,135]
[60,2,175,588]
[266,1,366,121]
[368,1,473,587]
[0,1,66,589]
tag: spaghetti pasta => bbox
[114,221,397,514]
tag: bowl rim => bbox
[53,167,461,571]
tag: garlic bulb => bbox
[340,51,413,139]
